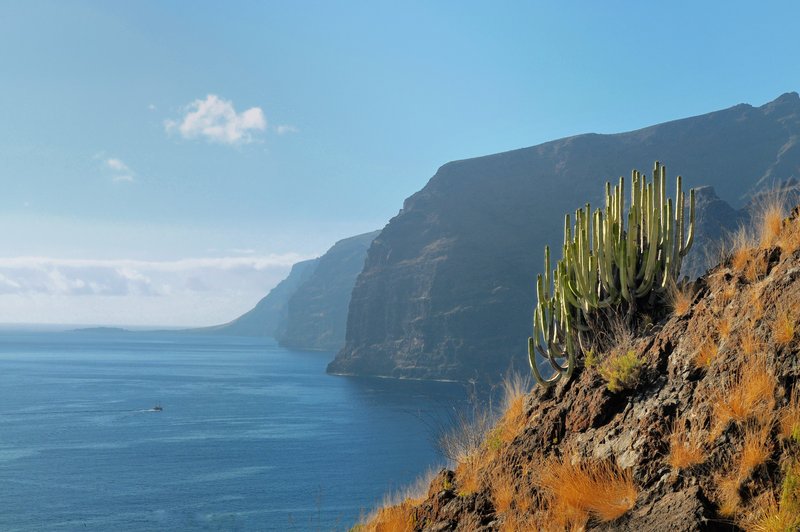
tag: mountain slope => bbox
[278,230,380,351]
[359,206,800,531]
[330,92,800,383]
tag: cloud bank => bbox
[0,254,306,326]
[165,95,267,145]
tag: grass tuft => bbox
[780,388,800,443]
[667,280,694,317]
[738,420,773,479]
[760,202,786,249]
[667,418,704,470]
[692,339,718,368]
[773,301,796,346]
[539,456,637,525]
[710,358,776,439]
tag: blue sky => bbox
[1,1,799,326]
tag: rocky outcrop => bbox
[279,230,379,351]
[360,207,800,531]
[330,92,800,383]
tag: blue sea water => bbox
[0,331,468,531]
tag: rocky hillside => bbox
[330,92,800,383]
[359,206,800,531]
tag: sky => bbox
[1,1,799,326]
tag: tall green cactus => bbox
[529,162,695,386]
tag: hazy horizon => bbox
[3,1,800,326]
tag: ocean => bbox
[0,331,468,531]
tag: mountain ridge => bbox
[330,92,800,383]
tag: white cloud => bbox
[106,158,130,172]
[165,94,267,145]
[148,103,157,111]
[104,157,135,183]
[275,124,299,135]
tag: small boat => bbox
[152,404,163,412]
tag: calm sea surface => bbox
[0,331,468,531]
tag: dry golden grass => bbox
[716,281,738,310]
[692,338,718,368]
[667,418,705,470]
[490,476,515,514]
[667,281,694,317]
[496,373,530,444]
[740,462,800,531]
[358,469,438,532]
[538,456,637,525]
[732,247,752,272]
[361,502,416,532]
[731,224,756,270]
[760,202,786,249]
[780,388,800,442]
[749,285,766,324]
[455,456,482,496]
[738,421,774,479]
[745,252,769,283]
[741,329,764,358]
[779,216,800,255]
[715,471,742,518]
[710,359,777,439]
[718,317,733,340]
[772,301,796,346]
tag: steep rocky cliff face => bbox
[330,92,800,383]
[279,230,379,351]
[198,231,377,351]
[193,258,319,337]
[359,207,800,531]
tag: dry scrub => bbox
[668,418,704,470]
[539,456,637,526]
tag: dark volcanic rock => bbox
[278,230,379,351]
[330,92,800,382]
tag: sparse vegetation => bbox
[538,456,638,525]
[759,200,786,249]
[773,301,796,346]
[598,350,643,392]
[360,197,800,531]
[710,359,776,439]
[718,316,732,339]
[692,338,718,368]
[530,162,695,387]
[780,388,800,443]
[668,418,704,470]
[741,329,763,357]
[738,420,773,479]
[742,461,800,531]
[668,280,694,317]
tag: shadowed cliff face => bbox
[329,92,800,383]
[278,230,379,351]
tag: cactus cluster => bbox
[529,162,695,386]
